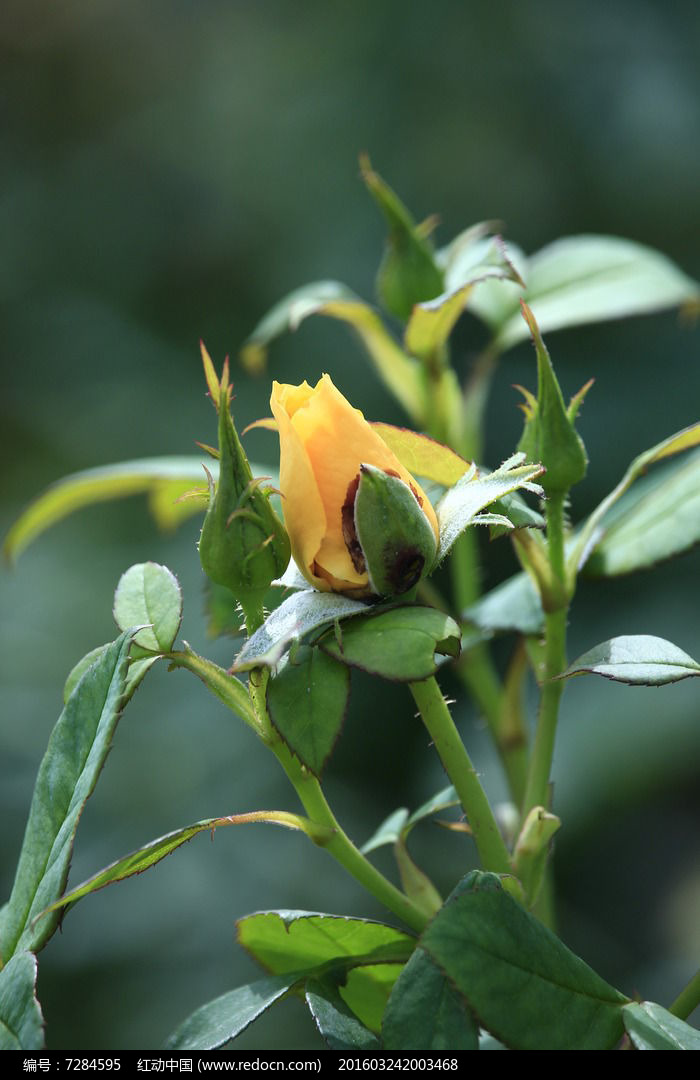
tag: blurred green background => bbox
[2,0,699,1050]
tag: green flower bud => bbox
[198,352,290,613]
[516,302,589,495]
[352,463,438,597]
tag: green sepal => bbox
[354,464,438,597]
[360,154,444,320]
[198,378,290,606]
[512,806,561,907]
[517,303,588,494]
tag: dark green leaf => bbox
[238,911,414,975]
[469,235,700,350]
[383,948,478,1051]
[0,632,134,961]
[164,975,298,1051]
[623,1001,700,1051]
[463,571,544,636]
[305,979,380,1050]
[267,645,350,775]
[585,449,700,576]
[0,952,44,1051]
[320,606,461,683]
[233,589,370,671]
[561,635,700,686]
[421,871,627,1050]
[113,562,182,652]
[437,454,544,563]
[41,811,326,918]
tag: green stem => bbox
[409,676,512,875]
[271,736,429,934]
[668,967,700,1020]
[522,492,568,818]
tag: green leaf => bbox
[490,490,545,538]
[305,979,380,1050]
[560,635,700,686]
[360,154,444,321]
[371,423,470,487]
[574,421,700,574]
[382,948,478,1051]
[267,645,350,775]
[405,239,524,359]
[436,454,544,564]
[237,911,415,975]
[361,808,410,854]
[233,589,370,671]
[340,964,406,1035]
[421,871,627,1050]
[241,281,426,423]
[469,235,700,350]
[0,632,134,962]
[40,812,328,919]
[4,456,216,563]
[622,1001,700,1051]
[113,562,182,652]
[393,841,443,919]
[164,975,298,1051]
[63,643,157,705]
[585,449,700,576]
[0,952,44,1051]
[463,571,545,636]
[240,280,357,372]
[320,607,461,683]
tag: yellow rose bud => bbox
[270,374,439,595]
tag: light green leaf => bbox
[0,632,134,962]
[382,948,478,1051]
[469,235,700,350]
[4,456,216,563]
[267,645,350,775]
[305,980,380,1051]
[437,454,544,564]
[463,571,544,636]
[240,281,425,423]
[233,589,370,671]
[560,635,700,686]
[340,964,406,1036]
[371,423,470,487]
[421,871,627,1050]
[237,911,414,976]
[0,952,44,1051]
[40,812,327,919]
[240,280,356,373]
[164,975,298,1051]
[361,808,410,855]
[623,1001,700,1051]
[320,606,461,683]
[113,562,182,652]
[574,421,700,574]
[405,238,523,359]
[585,449,700,576]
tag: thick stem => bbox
[409,676,512,875]
[668,967,700,1021]
[271,737,429,934]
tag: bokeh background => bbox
[2,0,699,1050]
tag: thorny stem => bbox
[409,676,512,876]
